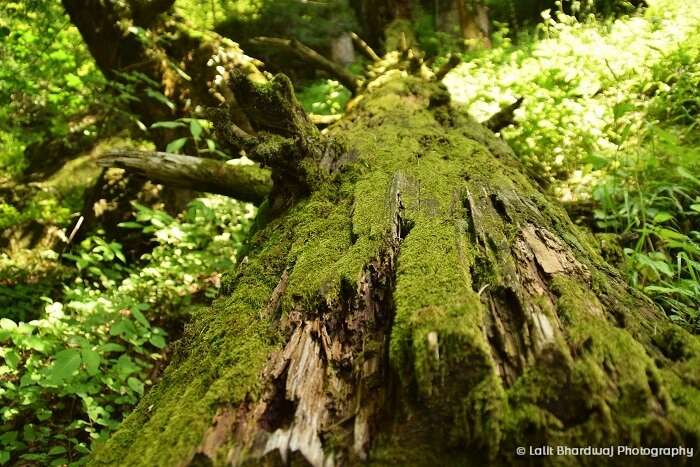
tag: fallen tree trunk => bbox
[90,63,700,467]
[98,150,271,204]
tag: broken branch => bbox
[435,54,462,81]
[349,32,380,62]
[483,97,524,132]
[251,36,359,94]
[98,149,272,204]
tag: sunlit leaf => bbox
[166,137,188,154]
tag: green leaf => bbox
[81,348,101,376]
[657,228,687,241]
[189,119,203,140]
[582,153,609,170]
[149,334,166,349]
[98,343,126,353]
[653,212,673,223]
[166,137,188,154]
[0,431,17,444]
[613,101,635,119]
[114,355,139,380]
[109,319,138,339]
[145,89,175,110]
[47,446,66,455]
[150,120,185,129]
[47,349,81,384]
[36,408,52,421]
[131,308,150,328]
[127,376,144,395]
[0,451,9,465]
[3,349,20,369]
[677,166,700,185]
[24,336,50,353]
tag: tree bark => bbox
[455,0,492,48]
[89,66,700,467]
[61,0,261,137]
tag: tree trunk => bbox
[61,0,265,253]
[455,0,492,48]
[88,69,700,466]
[350,0,412,50]
[61,0,260,138]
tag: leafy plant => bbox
[0,196,254,465]
[297,79,351,116]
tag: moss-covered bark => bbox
[89,70,700,467]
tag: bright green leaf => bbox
[166,137,188,154]
[127,376,144,395]
[47,349,81,384]
[81,348,101,376]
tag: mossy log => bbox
[90,69,700,467]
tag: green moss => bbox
[89,213,293,466]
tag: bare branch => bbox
[434,54,462,81]
[309,113,342,127]
[349,32,380,62]
[251,36,359,94]
[483,97,524,132]
[99,150,272,204]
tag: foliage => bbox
[591,39,700,331]
[445,0,700,181]
[212,0,358,50]
[0,1,103,178]
[0,197,254,465]
[297,79,351,116]
[1,0,700,464]
[444,0,700,329]
[150,117,229,157]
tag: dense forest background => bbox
[1,0,699,464]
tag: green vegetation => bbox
[298,79,352,116]
[444,0,700,329]
[0,198,253,464]
[0,1,102,178]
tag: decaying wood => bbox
[434,54,462,81]
[98,150,271,204]
[224,246,397,467]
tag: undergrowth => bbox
[443,0,700,330]
[0,197,253,465]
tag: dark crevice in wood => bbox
[258,365,296,432]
